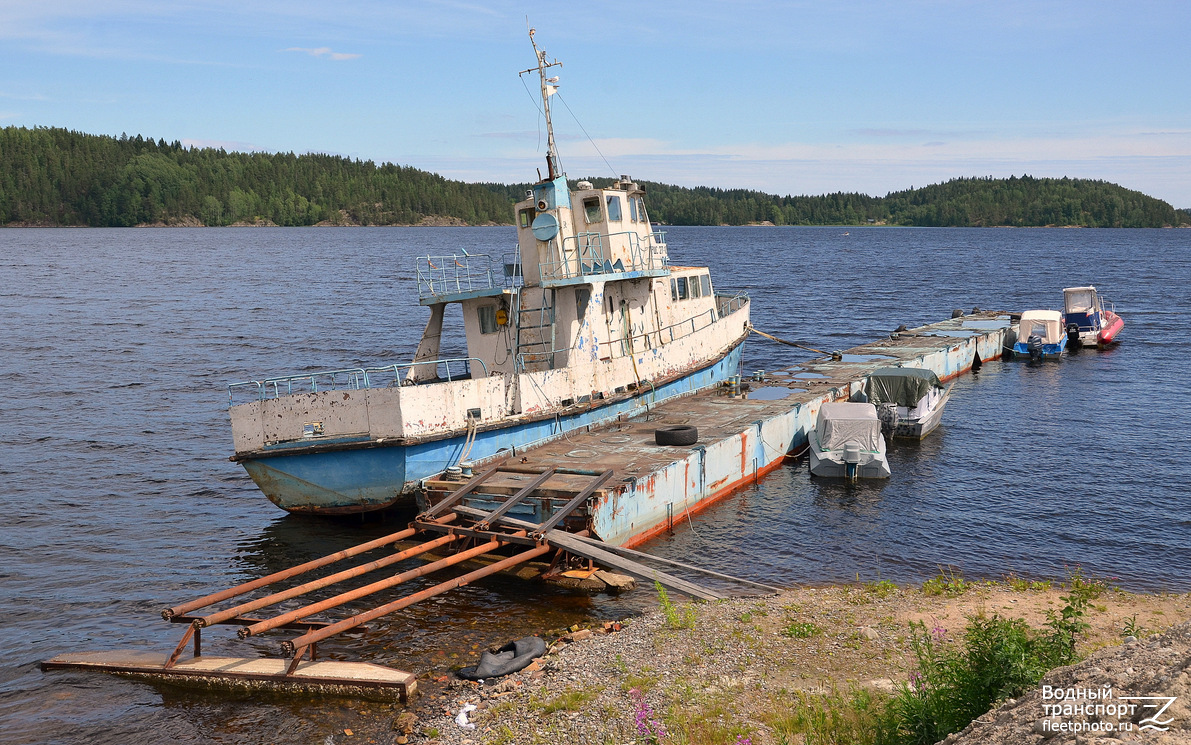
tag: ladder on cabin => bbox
[514,287,556,370]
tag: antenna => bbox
[519,28,564,180]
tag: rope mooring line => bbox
[749,327,833,357]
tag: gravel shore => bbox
[328,583,1190,745]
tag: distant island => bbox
[3,126,1188,228]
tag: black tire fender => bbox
[655,425,698,446]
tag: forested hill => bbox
[2,126,1187,228]
[0,126,512,227]
[566,176,1189,228]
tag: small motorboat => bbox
[808,402,891,480]
[864,367,953,440]
[1062,285,1123,348]
[1012,310,1067,360]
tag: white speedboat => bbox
[807,402,891,480]
[1062,285,1124,348]
[1012,310,1067,360]
[864,367,952,440]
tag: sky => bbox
[2,1,1190,207]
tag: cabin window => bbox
[519,208,535,228]
[688,275,701,298]
[606,195,622,222]
[634,198,647,224]
[700,275,712,297]
[670,278,678,301]
[583,197,602,224]
[478,305,498,334]
[675,276,689,300]
[629,198,639,222]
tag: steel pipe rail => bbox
[239,532,527,639]
[282,542,553,656]
[160,513,457,620]
[196,533,462,628]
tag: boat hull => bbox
[1012,339,1066,360]
[882,385,953,440]
[240,342,746,514]
[1097,311,1124,347]
[807,432,891,479]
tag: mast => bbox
[521,28,563,180]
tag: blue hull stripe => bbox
[243,344,745,513]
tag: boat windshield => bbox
[1064,289,1095,313]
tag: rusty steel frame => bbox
[239,530,529,639]
[474,468,555,530]
[161,512,457,620]
[196,533,462,628]
[419,464,506,518]
[532,469,615,536]
[282,541,553,658]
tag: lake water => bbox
[1,226,1189,743]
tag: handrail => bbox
[525,292,749,366]
[228,357,490,404]
[540,229,669,281]
[416,253,496,299]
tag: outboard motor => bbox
[1066,322,1081,345]
[1026,333,1044,361]
[843,442,861,481]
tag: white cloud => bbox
[284,46,361,61]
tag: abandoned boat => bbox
[226,33,751,515]
[1062,285,1123,348]
[1012,310,1067,360]
[863,367,952,440]
[807,402,891,480]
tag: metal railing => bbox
[502,252,524,289]
[516,291,749,368]
[539,229,668,282]
[416,254,497,300]
[597,292,749,358]
[228,357,489,404]
[717,291,749,318]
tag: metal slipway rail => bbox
[42,463,773,700]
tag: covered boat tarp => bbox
[815,402,883,451]
[864,368,943,408]
[1018,310,1063,345]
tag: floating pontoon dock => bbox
[43,311,1012,698]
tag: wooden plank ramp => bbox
[41,651,416,701]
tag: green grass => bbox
[656,581,698,630]
[781,621,824,639]
[1003,573,1052,592]
[532,685,602,715]
[921,565,970,597]
[765,687,895,745]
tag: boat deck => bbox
[424,311,1012,547]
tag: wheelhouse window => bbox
[634,198,647,224]
[629,198,639,222]
[478,305,498,334]
[519,208,535,228]
[583,197,602,224]
[700,275,712,297]
[606,195,622,222]
[675,276,689,300]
